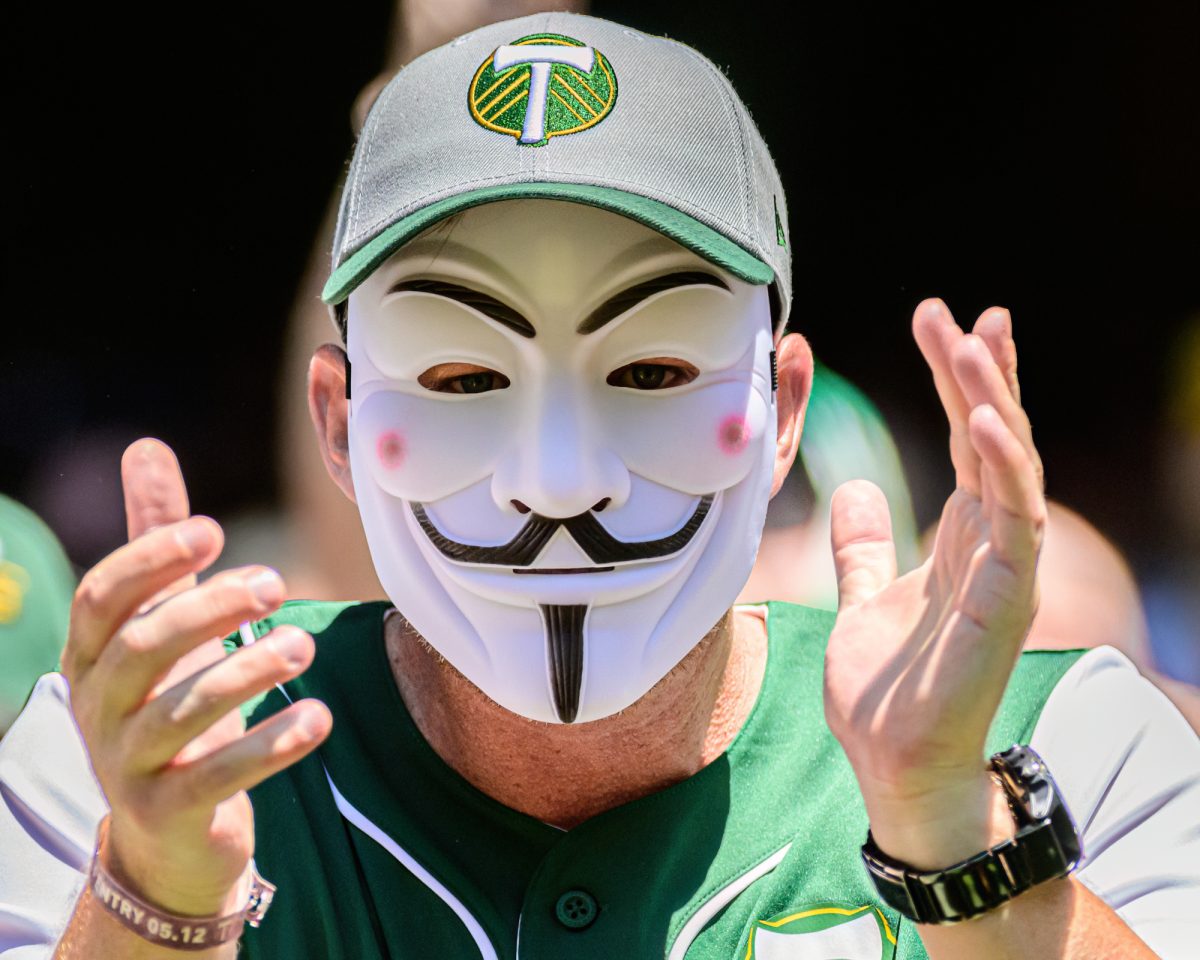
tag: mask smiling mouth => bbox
[410,494,715,569]
[512,566,613,575]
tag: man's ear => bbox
[308,343,356,503]
[771,332,813,498]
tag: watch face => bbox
[1027,778,1054,820]
[993,745,1066,826]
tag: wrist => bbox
[864,772,1015,871]
[102,818,248,918]
[861,746,1083,926]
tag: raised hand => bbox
[60,439,332,916]
[823,299,1045,867]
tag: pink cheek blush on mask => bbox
[717,415,750,456]
[377,431,407,470]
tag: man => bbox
[1,13,1197,959]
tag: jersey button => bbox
[555,889,597,930]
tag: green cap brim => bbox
[321,182,774,305]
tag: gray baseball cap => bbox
[322,13,791,322]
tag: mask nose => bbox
[492,380,630,519]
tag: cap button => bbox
[555,889,598,930]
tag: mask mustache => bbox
[411,494,715,567]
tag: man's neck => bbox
[385,607,768,829]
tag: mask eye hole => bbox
[606,358,699,390]
[418,362,511,394]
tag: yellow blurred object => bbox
[0,560,31,624]
[1168,318,1200,434]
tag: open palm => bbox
[61,440,330,913]
[823,300,1045,810]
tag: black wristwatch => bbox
[861,745,1082,925]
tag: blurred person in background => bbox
[0,495,74,738]
[1026,502,1200,732]
[739,361,920,609]
[1142,319,1200,692]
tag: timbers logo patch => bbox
[469,33,617,147]
[744,902,897,959]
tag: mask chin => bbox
[343,199,778,724]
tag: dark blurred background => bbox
[5,1,1198,678]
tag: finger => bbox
[941,408,1044,694]
[968,404,1045,568]
[830,479,898,609]
[90,566,286,717]
[122,439,202,609]
[65,518,223,676]
[951,334,1044,491]
[123,439,191,541]
[162,700,333,809]
[912,298,981,491]
[972,307,1021,403]
[912,298,971,424]
[125,626,314,772]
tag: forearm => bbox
[53,885,239,960]
[916,877,1158,959]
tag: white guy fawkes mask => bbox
[346,200,777,723]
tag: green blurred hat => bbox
[0,495,75,733]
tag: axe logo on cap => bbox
[469,34,617,147]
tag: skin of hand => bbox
[59,440,332,918]
[824,299,1045,864]
[823,300,1160,957]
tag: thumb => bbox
[830,479,897,609]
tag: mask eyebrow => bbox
[576,271,730,335]
[387,279,535,339]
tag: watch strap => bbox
[861,745,1082,924]
[863,821,1076,923]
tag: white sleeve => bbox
[1030,646,1200,959]
[0,674,108,958]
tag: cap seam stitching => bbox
[346,76,403,244]
[670,41,755,249]
[721,72,759,257]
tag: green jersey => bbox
[231,600,1081,960]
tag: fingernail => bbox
[179,521,212,554]
[246,569,283,608]
[297,706,328,740]
[268,629,309,668]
